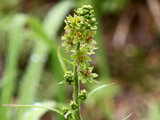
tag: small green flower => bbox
[79,89,87,103]
[64,71,74,85]
[70,101,78,110]
[79,66,98,83]
[62,107,69,115]
[62,107,74,120]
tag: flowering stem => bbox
[61,5,98,120]
[73,42,81,120]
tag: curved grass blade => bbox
[3,101,65,120]
[3,104,63,116]
[57,47,67,73]
[27,16,56,50]
[44,0,75,37]
[88,83,115,96]
[122,112,133,120]
[60,56,73,66]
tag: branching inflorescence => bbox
[60,5,98,120]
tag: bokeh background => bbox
[0,0,160,120]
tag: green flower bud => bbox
[62,107,73,120]
[91,18,96,23]
[64,71,73,85]
[70,101,78,110]
[85,14,89,19]
[79,89,87,103]
[62,107,69,115]
[86,24,91,29]
[83,5,92,10]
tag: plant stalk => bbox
[73,42,81,120]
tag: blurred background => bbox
[0,0,160,120]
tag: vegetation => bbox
[0,0,160,120]
[60,5,98,120]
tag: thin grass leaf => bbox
[57,47,67,73]
[27,16,57,49]
[58,81,66,85]
[61,56,73,65]
[44,0,75,37]
[122,112,133,120]
[16,1,74,120]
[3,104,62,116]
[4,101,64,120]
[0,14,27,120]
[0,72,16,88]
[88,83,115,96]
[16,40,50,120]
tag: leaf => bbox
[44,0,75,37]
[88,78,102,84]
[4,101,63,120]
[57,47,67,73]
[28,16,57,50]
[0,14,27,120]
[122,112,133,120]
[88,83,115,96]
[16,1,74,119]
[58,81,66,85]
[90,73,99,78]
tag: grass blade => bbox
[16,1,74,120]
[0,14,27,120]
[44,0,75,37]
[122,112,133,120]
[88,83,115,96]
[4,102,63,117]
[57,47,67,73]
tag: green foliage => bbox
[0,14,27,120]
[16,1,74,120]
[0,1,74,120]
[4,101,63,119]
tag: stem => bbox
[73,42,81,120]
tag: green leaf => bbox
[28,16,56,49]
[84,55,91,61]
[58,81,67,85]
[88,83,115,96]
[4,101,63,120]
[88,78,102,84]
[16,1,74,120]
[61,56,73,65]
[0,14,27,120]
[44,0,75,37]
[57,47,67,73]
[90,73,99,78]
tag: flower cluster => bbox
[64,71,74,85]
[78,89,87,103]
[62,5,98,84]
[61,5,98,120]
